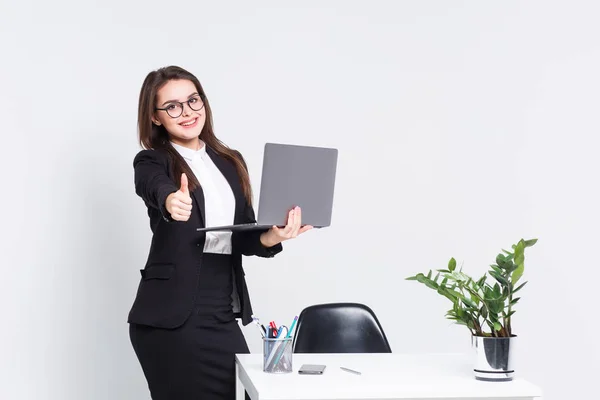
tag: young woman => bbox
[128,65,311,400]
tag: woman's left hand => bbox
[260,206,313,247]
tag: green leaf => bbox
[491,265,503,276]
[495,254,506,266]
[413,273,439,290]
[448,257,457,272]
[437,287,453,301]
[477,275,487,287]
[438,286,466,303]
[483,286,493,298]
[524,238,538,247]
[489,300,504,314]
[420,279,439,290]
[427,270,432,279]
[493,283,502,297]
[512,263,524,284]
[510,297,521,306]
[505,261,518,273]
[513,281,528,293]
[434,272,440,283]
[461,297,477,309]
[514,240,525,266]
[489,271,509,286]
[512,240,525,284]
[502,249,514,258]
[493,322,502,332]
[480,306,488,319]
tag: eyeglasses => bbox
[155,95,205,118]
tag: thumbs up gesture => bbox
[165,173,193,221]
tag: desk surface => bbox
[236,353,543,400]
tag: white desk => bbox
[235,353,543,400]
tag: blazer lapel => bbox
[206,147,245,222]
[192,184,205,227]
[165,146,206,226]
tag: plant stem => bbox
[473,317,483,336]
[462,285,490,333]
[459,285,484,336]
[505,270,512,336]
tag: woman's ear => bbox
[152,116,161,126]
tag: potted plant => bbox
[406,238,537,381]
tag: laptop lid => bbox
[256,143,338,228]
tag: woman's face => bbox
[153,79,206,148]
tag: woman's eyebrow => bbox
[160,92,200,106]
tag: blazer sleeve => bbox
[237,200,283,258]
[133,149,179,221]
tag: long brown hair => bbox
[137,66,253,205]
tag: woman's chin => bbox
[178,129,203,140]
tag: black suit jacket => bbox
[127,146,283,329]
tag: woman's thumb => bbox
[180,173,189,194]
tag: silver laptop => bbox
[196,142,338,232]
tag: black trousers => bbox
[129,254,250,400]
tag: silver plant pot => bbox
[471,335,515,381]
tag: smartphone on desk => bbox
[298,364,326,375]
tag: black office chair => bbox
[292,303,392,353]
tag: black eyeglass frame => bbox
[155,95,205,118]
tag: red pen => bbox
[269,321,278,336]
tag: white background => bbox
[1,1,599,399]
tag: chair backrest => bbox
[292,303,392,353]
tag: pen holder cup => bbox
[262,337,293,373]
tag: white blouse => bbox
[171,141,235,254]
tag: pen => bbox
[285,316,298,338]
[340,366,361,375]
[251,315,267,334]
[252,318,265,338]
[269,321,278,336]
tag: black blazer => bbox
[127,146,283,329]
